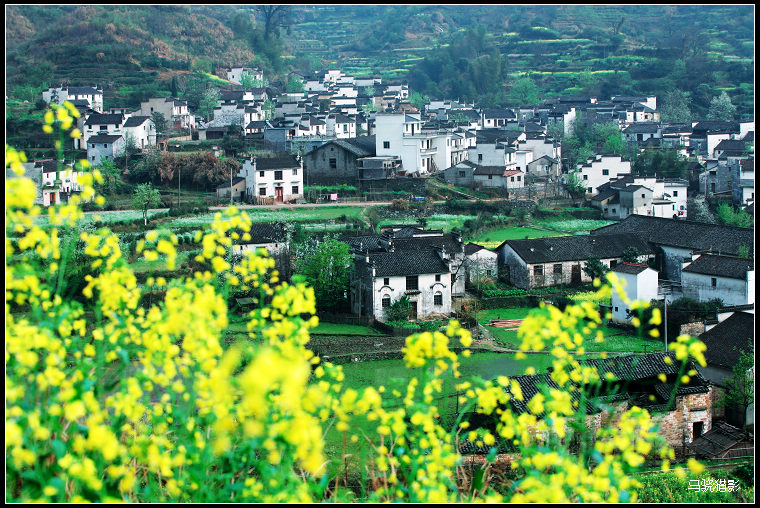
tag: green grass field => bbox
[167,205,365,227]
[471,227,567,248]
[310,322,386,336]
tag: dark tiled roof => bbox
[624,123,660,134]
[84,113,124,126]
[474,165,508,176]
[692,121,740,134]
[343,234,388,252]
[682,254,753,280]
[217,176,245,189]
[369,249,449,277]
[590,215,754,257]
[66,86,101,95]
[465,243,490,256]
[698,312,754,369]
[501,233,654,264]
[88,134,123,143]
[688,421,753,458]
[591,187,619,202]
[613,262,650,275]
[713,139,749,154]
[255,155,300,170]
[390,233,463,256]
[123,115,151,127]
[482,108,516,119]
[34,159,58,173]
[504,352,708,416]
[242,222,289,244]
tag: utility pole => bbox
[176,146,181,208]
[664,295,668,351]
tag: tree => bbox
[262,99,275,120]
[151,112,169,138]
[240,72,267,90]
[255,5,292,40]
[293,235,353,312]
[286,76,304,93]
[632,149,688,179]
[132,183,162,225]
[509,77,540,106]
[716,348,754,430]
[660,89,692,124]
[565,171,587,199]
[583,257,609,281]
[409,92,429,111]
[95,160,123,196]
[622,246,643,264]
[198,87,220,123]
[120,131,139,174]
[707,91,737,121]
[715,203,753,228]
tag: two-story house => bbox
[375,112,439,175]
[239,155,303,204]
[576,154,632,196]
[123,116,156,149]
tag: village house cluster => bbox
[14,65,754,448]
[25,67,754,215]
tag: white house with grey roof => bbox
[681,254,754,306]
[610,263,660,323]
[87,134,125,166]
[575,154,632,196]
[123,116,156,149]
[43,85,103,113]
[349,244,454,320]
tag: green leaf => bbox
[51,439,67,458]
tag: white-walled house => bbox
[464,243,499,283]
[87,134,125,167]
[139,97,195,130]
[473,166,524,190]
[123,116,156,149]
[375,112,438,175]
[43,86,103,113]
[83,113,124,147]
[681,254,754,306]
[610,263,660,323]
[577,154,632,196]
[350,248,453,320]
[227,67,263,85]
[239,156,303,203]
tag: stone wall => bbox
[650,390,712,453]
[679,321,705,337]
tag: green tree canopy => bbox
[293,235,353,312]
[660,89,692,124]
[632,148,688,179]
[509,77,540,106]
[707,91,737,121]
[132,183,162,225]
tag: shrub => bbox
[391,198,409,211]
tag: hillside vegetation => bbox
[5,5,754,118]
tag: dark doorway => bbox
[571,264,581,284]
[410,301,417,319]
[693,421,704,441]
